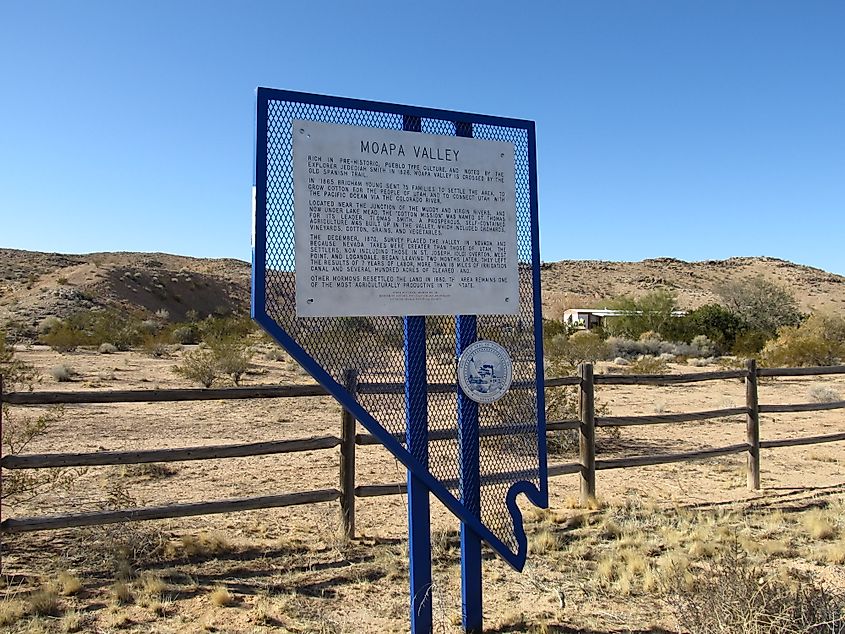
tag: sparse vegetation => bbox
[671,544,845,634]
[763,312,845,367]
[172,347,218,387]
[808,385,842,403]
[50,363,77,382]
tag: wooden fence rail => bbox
[2,363,844,534]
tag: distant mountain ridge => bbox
[1,249,843,330]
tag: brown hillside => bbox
[1,249,844,331]
[540,256,845,319]
[0,249,249,328]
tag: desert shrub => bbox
[264,347,287,361]
[40,321,86,352]
[171,324,201,345]
[210,338,253,385]
[1,333,38,388]
[141,333,172,358]
[199,314,256,343]
[687,357,715,367]
[98,343,118,354]
[50,364,76,382]
[688,334,717,358]
[604,290,680,339]
[545,331,610,373]
[762,312,845,367]
[733,329,770,355]
[542,318,578,342]
[2,342,79,508]
[606,335,671,359]
[173,348,218,387]
[719,275,803,339]
[545,386,616,456]
[37,315,62,335]
[139,319,160,335]
[624,356,669,375]
[39,309,144,351]
[808,385,842,404]
[671,545,845,634]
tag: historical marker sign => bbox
[253,88,547,633]
[293,120,519,317]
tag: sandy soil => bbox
[2,345,844,632]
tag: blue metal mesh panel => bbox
[256,90,542,557]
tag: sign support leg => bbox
[455,119,483,633]
[457,314,482,633]
[405,315,432,634]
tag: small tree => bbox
[719,276,803,339]
[604,290,679,339]
[680,304,748,354]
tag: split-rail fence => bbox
[1,361,844,537]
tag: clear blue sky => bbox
[2,1,843,274]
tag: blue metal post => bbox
[403,114,432,634]
[456,120,483,633]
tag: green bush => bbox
[172,348,218,388]
[762,312,845,367]
[171,324,201,345]
[39,309,144,351]
[604,290,680,340]
[669,304,748,354]
[198,314,256,343]
[210,338,253,386]
[545,331,609,374]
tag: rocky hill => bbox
[539,256,845,319]
[1,249,843,332]
[0,249,249,330]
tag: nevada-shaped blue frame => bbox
[252,87,547,571]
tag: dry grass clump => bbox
[135,572,167,608]
[166,530,233,558]
[0,598,27,626]
[110,580,133,605]
[57,571,82,596]
[803,508,838,540]
[209,585,235,607]
[59,609,84,632]
[670,545,845,634]
[529,528,560,555]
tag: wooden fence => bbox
[1,361,844,536]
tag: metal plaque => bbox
[457,340,514,404]
[293,120,519,317]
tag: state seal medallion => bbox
[457,340,514,405]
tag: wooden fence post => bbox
[340,369,358,539]
[579,363,596,504]
[745,359,761,490]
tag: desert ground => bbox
[1,344,844,633]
